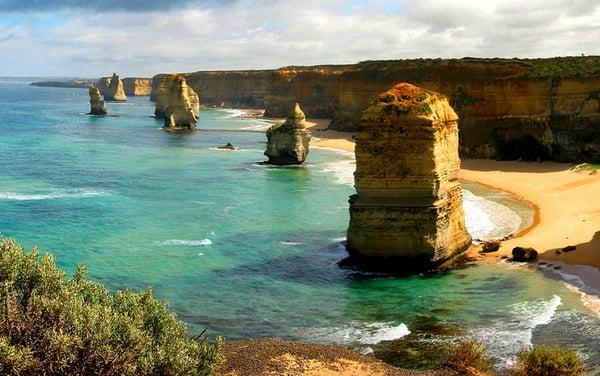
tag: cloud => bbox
[0,0,598,76]
[0,0,225,12]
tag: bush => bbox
[0,237,223,376]
[512,345,586,376]
[444,339,493,375]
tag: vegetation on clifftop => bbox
[0,237,223,376]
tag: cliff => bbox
[158,56,600,162]
[264,103,311,165]
[30,80,94,88]
[346,83,471,271]
[122,77,152,96]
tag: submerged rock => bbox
[346,83,472,272]
[264,103,311,165]
[163,76,199,131]
[217,143,237,150]
[88,85,107,115]
[154,74,199,119]
[103,73,127,102]
[512,246,538,262]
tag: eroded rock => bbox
[103,73,127,102]
[154,74,199,119]
[512,246,538,262]
[88,86,107,115]
[264,103,311,165]
[346,83,472,271]
[163,75,199,131]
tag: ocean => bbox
[0,80,598,371]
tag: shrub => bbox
[444,339,493,375]
[0,237,223,376]
[512,345,586,376]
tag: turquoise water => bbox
[0,81,598,370]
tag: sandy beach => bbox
[305,119,600,274]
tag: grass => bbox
[443,339,493,375]
[0,237,223,376]
[511,345,586,376]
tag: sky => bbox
[0,0,599,77]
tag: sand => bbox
[305,119,599,272]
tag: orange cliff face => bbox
[149,57,600,163]
[122,78,152,96]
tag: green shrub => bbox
[443,339,493,375]
[0,237,223,376]
[512,345,586,376]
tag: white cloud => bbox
[0,0,599,76]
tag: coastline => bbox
[302,117,600,291]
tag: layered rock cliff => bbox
[122,78,152,96]
[159,56,600,162]
[102,73,127,102]
[163,75,199,131]
[346,83,471,271]
[154,74,199,119]
[88,85,107,115]
[264,103,311,165]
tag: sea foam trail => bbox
[0,189,106,201]
[154,239,212,247]
[306,322,410,345]
[471,295,562,366]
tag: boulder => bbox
[163,75,199,131]
[103,73,127,102]
[512,247,538,262]
[88,86,107,115]
[481,241,501,253]
[217,143,237,150]
[346,83,472,271]
[264,103,311,165]
[154,74,199,119]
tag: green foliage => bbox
[443,339,493,375]
[512,345,586,376]
[0,237,223,376]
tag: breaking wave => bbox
[154,239,213,247]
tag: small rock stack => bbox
[346,83,471,271]
[264,103,311,165]
[163,75,199,131]
[103,73,127,102]
[88,85,107,115]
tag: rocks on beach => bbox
[511,246,538,262]
[264,103,311,165]
[88,85,107,115]
[346,83,472,271]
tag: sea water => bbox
[0,80,598,370]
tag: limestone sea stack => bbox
[163,75,199,131]
[154,74,200,119]
[88,86,107,115]
[264,103,311,165]
[346,83,471,271]
[103,73,127,102]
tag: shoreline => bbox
[301,117,600,293]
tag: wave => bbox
[0,188,106,201]
[279,241,303,246]
[321,159,356,186]
[462,189,522,241]
[306,322,410,345]
[154,239,212,247]
[471,295,562,366]
[220,109,246,118]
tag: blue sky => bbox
[0,0,598,77]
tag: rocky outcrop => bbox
[512,247,538,262]
[88,85,107,115]
[159,56,600,163]
[346,83,472,271]
[101,73,127,102]
[264,103,311,165]
[122,78,152,96]
[154,74,199,119]
[163,75,199,131]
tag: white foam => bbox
[471,295,562,366]
[462,189,522,241]
[307,322,411,345]
[154,239,212,247]
[279,241,303,246]
[239,120,274,132]
[220,109,245,118]
[0,189,106,201]
[322,159,356,186]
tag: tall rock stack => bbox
[88,85,107,115]
[264,103,311,165]
[103,73,127,102]
[163,75,199,131]
[154,74,200,119]
[346,83,471,271]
